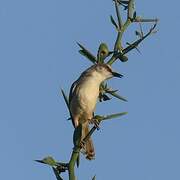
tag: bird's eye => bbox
[99,66,103,70]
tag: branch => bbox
[107,0,159,65]
[113,0,134,54]
[122,22,157,55]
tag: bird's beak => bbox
[112,71,123,78]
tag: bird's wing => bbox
[69,80,79,128]
[69,80,78,104]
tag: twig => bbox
[128,0,134,19]
[122,23,157,55]
[113,0,134,53]
[134,17,159,23]
[114,0,123,29]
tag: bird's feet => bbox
[89,118,100,130]
[79,140,86,154]
[79,140,85,149]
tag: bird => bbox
[69,63,123,160]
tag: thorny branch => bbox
[36,0,158,179]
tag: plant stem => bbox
[128,0,134,19]
[68,126,97,180]
[111,0,134,64]
[68,147,80,180]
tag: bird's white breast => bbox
[78,80,99,111]
[70,70,104,121]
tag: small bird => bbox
[69,63,122,160]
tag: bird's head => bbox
[93,63,123,81]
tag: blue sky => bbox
[0,0,180,180]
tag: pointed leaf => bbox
[92,175,96,180]
[104,83,108,89]
[114,0,129,5]
[139,22,144,37]
[61,89,74,122]
[79,50,96,64]
[107,89,118,93]
[110,15,118,29]
[102,112,128,121]
[124,5,128,10]
[152,30,158,34]
[76,153,80,168]
[133,11,137,19]
[119,0,129,5]
[35,156,56,166]
[93,115,103,120]
[61,89,69,110]
[106,90,128,102]
[52,167,63,180]
[77,42,97,63]
[135,30,142,38]
[102,94,111,101]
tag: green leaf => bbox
[35,156,56,166]
[61,89,69,110]
[94,112,127,123]
[135,30,142,38]
[77,42,97,64]
[100,83,127,102]
[133,11,137,19]
[102,112,128,121]
[76,153,80,168]
[102,94,111,101]
[106,90,128,102]
[110,15,118,30]
[118,0,129,5]
[92,175,96,180]
[117,54,129,62]
[61,88,75,125]
[52,167,63,180]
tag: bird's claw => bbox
[89,118,100,130]
[79,140,86,154]
[80,140,86,149]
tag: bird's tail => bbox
[82,122,95,160]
